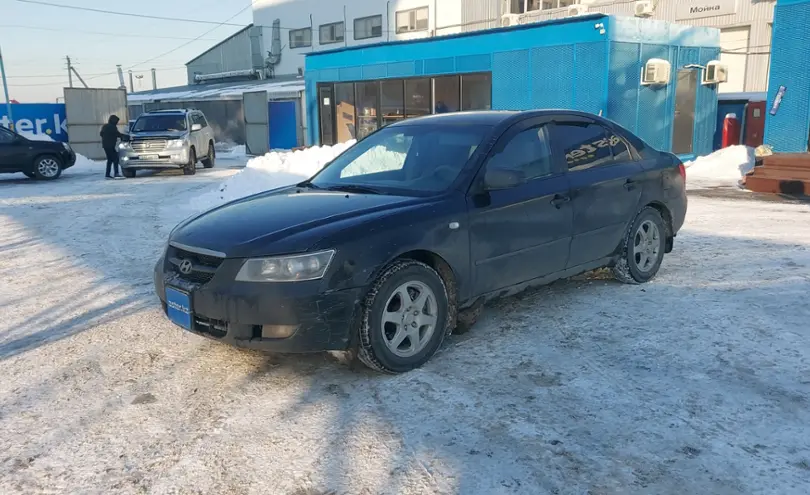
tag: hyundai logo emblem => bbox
[179,259,193,275]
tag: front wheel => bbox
[201,143,215,168]
[33,155,62,180]
[122,168,136,178]
[358,260,449,374]
[612,207,666,284]
[183,148,197,176]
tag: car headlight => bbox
[166,139,186,149]
[118,142,131,150]
[61,142,71,151]
[235,250,335,282]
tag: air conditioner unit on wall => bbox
[568,5,589,16]
[634,0,655,17]
[501,13,521,27]
[703,61,729,85]
[641,58,671,85]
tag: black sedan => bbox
[0,126,76,180]
[155,110,687,373]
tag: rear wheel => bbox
[201,142,215,168]
[358,260,449,374]
[612,207,666,284]
[33,156,62,180]
[183,148,197,176]
[122,168,136,178]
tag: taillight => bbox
[678,162,686,182]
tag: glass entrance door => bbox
[672,69,698,155]
[318,84,335,146]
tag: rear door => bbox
[550,119,643,268]
[468,118,573,295]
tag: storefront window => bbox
[355,82,379,140]
[461,73,492,111]
[405,78,431,118]
[433,76,460,113]
[381,79,405,126]
[335,83,356,143]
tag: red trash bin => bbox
[722,113,741,148]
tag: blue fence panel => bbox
[269,101,299,150]
[0,103,68,142]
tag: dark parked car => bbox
[154,110,687,373]
[0,126,76,180]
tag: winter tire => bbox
[358,260,449,374]
[202,143,215,168]
[183,148,197,176]
[33,155,62,180]
[122,168,136,178]
[612,207,666,284]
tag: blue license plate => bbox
[166,287,192,330]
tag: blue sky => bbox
[1,0,254,102]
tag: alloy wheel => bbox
[381,281,437,358]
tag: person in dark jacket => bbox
[100,115,127,179]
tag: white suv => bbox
[119,109,216,177]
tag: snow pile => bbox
[189,140,356,211]
[685,145,756,189]
[70,154,105,174]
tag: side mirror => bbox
[191,123,202,132]
[484,168,526,190]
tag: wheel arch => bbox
[645,201,674,252]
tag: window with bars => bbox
[354,15,383,40]
[289,27,312,48]
[395,7,429,34]
[319,22,345,45]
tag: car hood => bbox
[130,130,187,139]
[170,187,420,258]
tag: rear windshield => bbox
[132,114,187,132]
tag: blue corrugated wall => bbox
[306,16,610,146]
[305,15,719,156]
[764,0,810,152]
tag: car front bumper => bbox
[153,254,362,353]
[120,148,189,169]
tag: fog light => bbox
[172,154,180,160]
[261,324,297,339]
[122,156,129,161]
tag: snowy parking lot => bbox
[1,155,810,494]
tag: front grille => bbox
[131,139,168,152]
[167,245,224,284]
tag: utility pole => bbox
[66,55,73,88]
[128,70,134,93]
[0,44,13,130]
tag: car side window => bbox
[610,131,632,162]
[486,125,553,180]
[0,127,15,144]
[552,122,614,171]
[198,114,209,128]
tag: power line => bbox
[13,0,246,27]
[0,24,222,41]
[7,67,187,79]
[125,2,256,70]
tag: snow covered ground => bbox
[1,162,810,494]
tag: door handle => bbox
[624,180,637,191]
[550,194,571,209]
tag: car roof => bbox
[143,109,192,115]
[388,109,609,128]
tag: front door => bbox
[318,84,335,146]
[672,69,698,155]
[468,119,573,295]
[744,101,766,148]
[0,126,24,169]
[550,120,643,268]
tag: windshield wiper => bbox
[324,184,382,195]
[296,180,322,190]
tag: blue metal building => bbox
[764,0,810,152]
[304,14,720,159]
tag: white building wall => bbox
[252,0,463,77]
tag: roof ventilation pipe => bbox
[265,19,282,79]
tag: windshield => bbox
[310,124,489,194]
[132,114,187,132]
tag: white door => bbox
[719,27,750,93]
[243,91,269,156]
